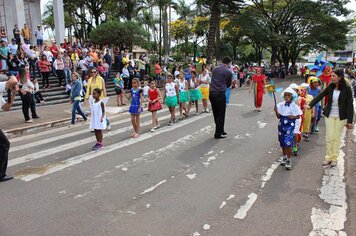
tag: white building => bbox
[0,0,64,44]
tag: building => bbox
[0,0,65,44]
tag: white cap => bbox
[300,83,309,88]
[281,87,298,101]
[289,83,299,90]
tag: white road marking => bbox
[10,108,168,143]
[245,133,253,137]
[234,193,258,219]
[186,173,197,180]
[309,131,348,235]
[140,180,167,195]
[119,210,136,215]
[145,204,151,209]
[15,113,210,182]
[9,113,174,167]
[227,194,235,200]
[203,224,210,230]
[257,121,267,129]
[192,232,200,236]
[219,201,227,209]
[10,109,169,152]
[61,125,213,199]
[228,103,244,107]
[204,151,214,156]
[260,162,280,189]
[234,134,244,140]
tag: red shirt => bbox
[38,60,51,72]
[148,88,159,100]
[154,64,161,75]
[50,45,59,57]
[252,74,266,90]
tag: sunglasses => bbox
[91,71,97,74]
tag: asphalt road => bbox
[1,79,355,236]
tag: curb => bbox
[4,106,130,138]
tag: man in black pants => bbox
[209,57,232,139]
[0,75,18,182]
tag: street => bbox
[1,80,355,236]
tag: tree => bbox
[196,0,245,64]
[89,21,149,50]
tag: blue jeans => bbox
[71,100,87,124]
[64,68,71,85]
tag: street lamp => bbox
[100,13,107,24]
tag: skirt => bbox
[129,105,143,114]
[148,101,162,112]
[115,87,122,95]
[189,89,202,101]
[166,96,178,108]
[200,87,209,100]
[179,91,189,103]
[278,116,295,148]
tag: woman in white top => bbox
[199,68,211,112]
[53,54,66,87]
[178,73,189,119]
[307,70,354,167]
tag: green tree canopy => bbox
[89,21,149,50]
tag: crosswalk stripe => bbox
[8,113,175,167]
[9,108,169,143]
[15,113,211,182]
[10,108,169,152]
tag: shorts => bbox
[165,96,178,108]
[200,87,209,100]
[37,39,43,46]
[115,87,122,95]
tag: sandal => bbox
[133,133,140,138]
[330,161,337,167]
[322,160,331,166]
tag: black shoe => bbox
[0,175,14,182]
[33,116,40,119]
[222,132,227,136]
[214,135,227,139]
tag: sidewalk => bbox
[0,96,128,136]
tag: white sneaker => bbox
[150,128,155,133]
[205,108,210,113]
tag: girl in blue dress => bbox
[274,87,303,170]
[125,78,143,138]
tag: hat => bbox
[281,87,298,102]
[300,83,309,88]
[289,83,299,90]
[309,76,319,84]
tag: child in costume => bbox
[250,67,267,112]
[90,88,107,150]
[188,71,202,115]
[125,78,143,138]
[308,77,322,133]
[113,73,125,106]
[147,80,162,132]
[164,74,179,126]
[274,87,303,170]
[178,73,189,119]
[300,83,314,142]
[289,83,305,156]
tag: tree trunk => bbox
[270,45,278,66]
[162,5,169,63]
[206,2,220,65]
[215,13,221,61]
